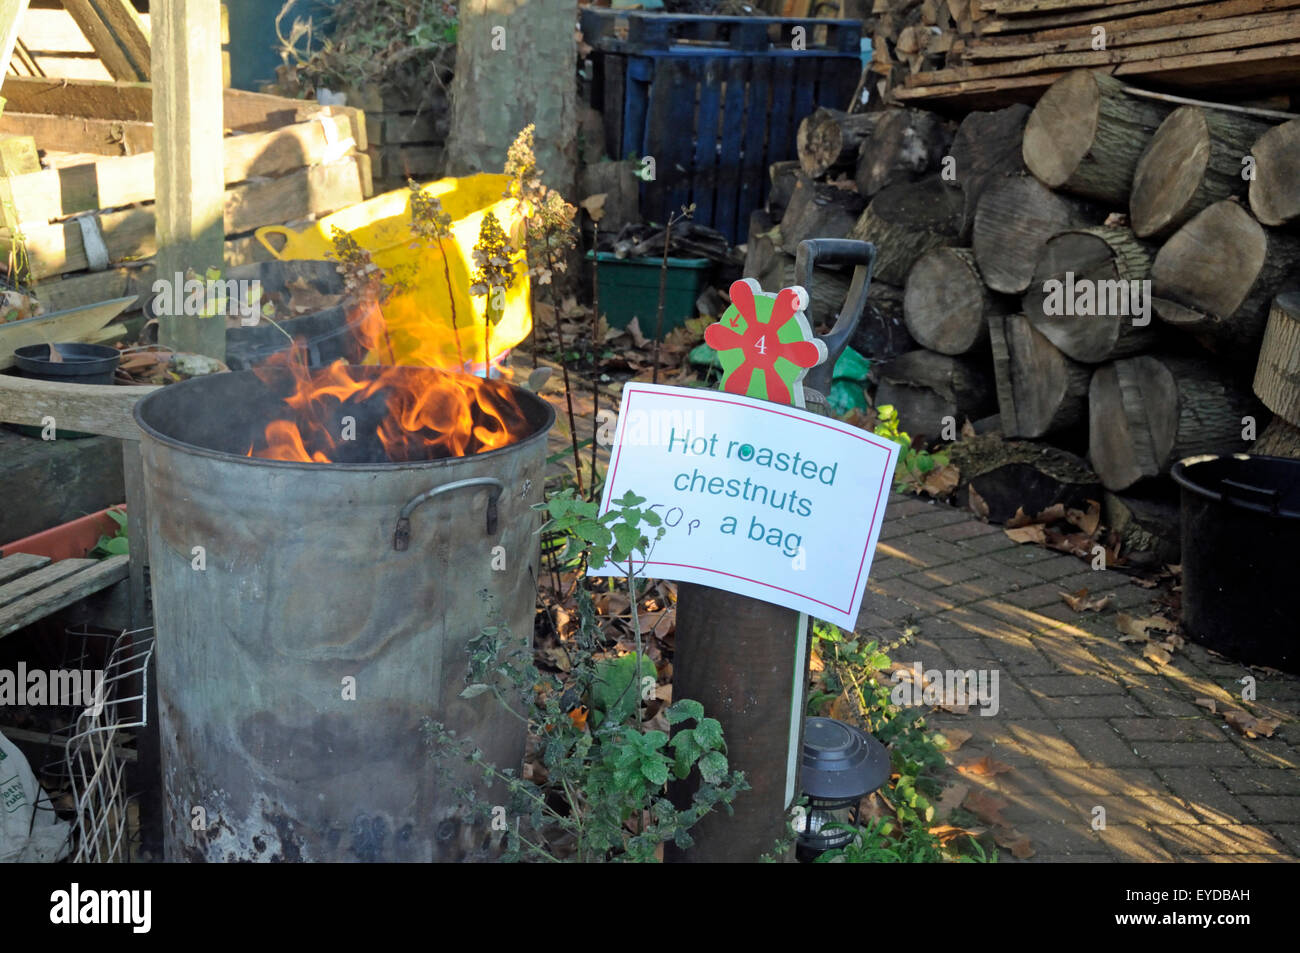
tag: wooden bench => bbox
[0,551,130,637]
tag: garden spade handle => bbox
[795,239,876,399]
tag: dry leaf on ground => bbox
[941,728,973,752]
[1142,643,1172,666]
[1060,588,1115,613]
[1035,502,1067,524]
[993,827,1037,859]
[963,789,1009,826]
[935,782,971,821]
[957,754,1014,778]
[967,484,990,520]
[1066,500,1102,536]
[1005,507,1033,529]
[1005,524,1047,545]
[1117,612,1177,642]
[924,464,960,497]
[1223,710,1281,739]
[929,823,984,847]
[1193,697,1218,714]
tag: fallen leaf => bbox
[1117,612,1177,641]
[1060,588,1114,613]
[957,754,1013,778]
[928,823,983,846]
[1035,503,1067,524]
[643,709,671,734]
[967,484,990,520]
[941,728,973,752]
[285,275,344,314]
[1005,507,1033,529]
[934,782,971,821]
[1004,524,1047,545]
[1046,529,1102,559]
[963,789,1009,827]
[1142,643,1172,666]
[1223,710,1280,739]
[961,418,976,439]
[1065,499,1102,536]
[923,464,960,498]
[543,646,572,672]
[993,827,1037,859]
[1193,697,1217,714]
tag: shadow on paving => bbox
[866,493,1299,863]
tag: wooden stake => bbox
[153,0,226,360]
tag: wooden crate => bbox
[0,78,372,315]
[347,85,449,192]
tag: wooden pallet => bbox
[0,78,372,317]
[872,0,1300,107]
[0,551,129,637]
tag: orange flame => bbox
[245,290,531,464]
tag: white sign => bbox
[590,384,898,630]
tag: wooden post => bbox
[153,0,226,361]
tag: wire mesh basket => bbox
[30,626,155,862]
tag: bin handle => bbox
[255,225,295,260]
[394,477,504,550]
[1221,478,1280,515]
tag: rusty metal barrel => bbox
[133,367,553,861]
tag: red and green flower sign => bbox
[704,278,826,408]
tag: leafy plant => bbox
[809,620,992,862]
[872,404,953,495]
[90,507,128,559]
[425,489,748,862]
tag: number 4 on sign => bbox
[704,279,827,409]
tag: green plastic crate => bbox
[590,251,710,339]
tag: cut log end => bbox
[903,247,996,355]
[989,312,1089,439]
[1249,118,1300,227]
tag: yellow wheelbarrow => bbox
[254,172,530,372]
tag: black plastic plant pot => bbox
[1171,453,1300,675]
[10,342,121,439]
[14,342,120,384]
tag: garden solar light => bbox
[796,717,890,862]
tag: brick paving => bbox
[863,493,1300,863]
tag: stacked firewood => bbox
[868,0,1300,108]
[753,67,1300,561]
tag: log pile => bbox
[866,0,1300,108]
[752,66,1300,563]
